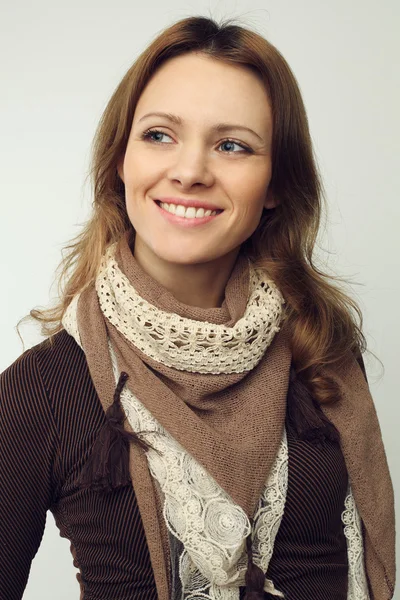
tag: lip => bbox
[155,197,222,211]
[154,199,221,227]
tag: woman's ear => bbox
[264,189,279,209]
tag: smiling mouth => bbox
[155,200,223,219]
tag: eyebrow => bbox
[137,111,265,142]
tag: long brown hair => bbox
[30,15,368,407]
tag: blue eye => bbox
[142,129,173,144]
[219,140,249,153]
[141,129,253,154]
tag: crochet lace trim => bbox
[342,490,370,599]
[95,243,285,374]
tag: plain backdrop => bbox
[0,0,399,598]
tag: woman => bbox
[0,15,395,600]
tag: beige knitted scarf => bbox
[62,232,395,600]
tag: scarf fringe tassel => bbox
[78,372,150,492]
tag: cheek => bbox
[123,151,157,191]
[230,166,272,211]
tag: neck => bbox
[132,235,240,309]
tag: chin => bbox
[156,251,213,266]
[151,244,223,266]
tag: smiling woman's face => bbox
[118,52,275,267]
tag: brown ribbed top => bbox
[0,330,349,600]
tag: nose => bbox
[166,143,215,190]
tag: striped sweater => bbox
[0,330,349,599]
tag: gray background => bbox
[0,0,398,597]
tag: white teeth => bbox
[185,207,197,219]
[175,204,186,217]
[159,202,219,219]
[195,208,205,218]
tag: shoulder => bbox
[34,327,87,373]
[0,335,72,458]
[1,330,106,477]
[1,330,100,426]
[1,329,86,395]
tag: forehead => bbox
[134,53,272,131]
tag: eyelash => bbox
[140,128,253,154]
